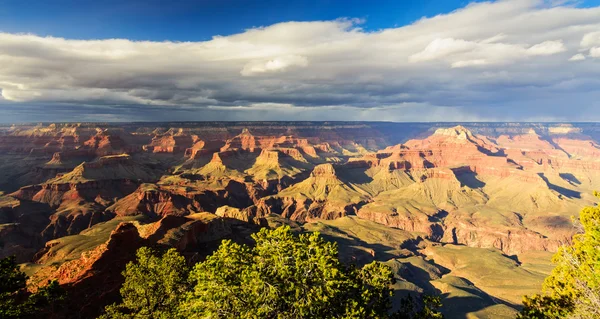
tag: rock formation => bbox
[1,121,600,318]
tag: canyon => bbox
[1,121,600,319]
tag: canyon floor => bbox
[1,121,599,319]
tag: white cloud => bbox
[409,38,476,63]
[0,0,600,121]
[481,33,508,44]
[526,40,566,56]
[452,59,488,68]
[581,31,600,48]
[569,53,586,61]
[412,39,566,68]
[241,55,309,76]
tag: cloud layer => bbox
[1,0,600,122]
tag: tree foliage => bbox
[397,295,444,319]
[0,255,66,318]
[519,191,600,319]
[181,225,443,319]
[101,247,189,319]
[517,294,572,319]
[102,226,443,319]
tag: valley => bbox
[1,121,600,318]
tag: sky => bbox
[0,0,600,122]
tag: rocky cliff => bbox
[2,121,600,318]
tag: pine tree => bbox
[181,225,443,319]
[101,247,189,319]
[0,255,65,318]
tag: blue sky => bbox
[0,0,600,122]
[0,0,481,41]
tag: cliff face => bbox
[10,179,139,240]
[2,121,600,318]
[350,125,600,255]
[3,123,598,254]
[0,195,53,262]
[27,213,259,318]
[252,163,370,222]
[5,154,166,242]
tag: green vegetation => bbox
[0,255,66,319]
[398,295,444,319]
[183,226,397,318]
[102,226,443,318]
[102,247,189,319]
[518,191,600,319]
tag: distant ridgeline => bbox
[2,121,600,146]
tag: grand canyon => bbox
[1,121,599,318]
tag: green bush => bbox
[518,192,600,318]
[101,247,189,319]
[181,226,442,319]
[103,226,443,319]
[0,255,66,318]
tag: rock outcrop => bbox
[28,213,257,318]
[254,164,369,222]
[1,121,600,318]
